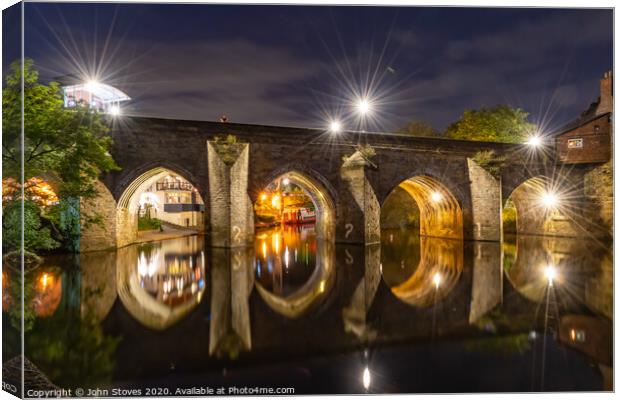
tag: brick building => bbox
[555,71,613,164]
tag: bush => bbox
[138,217,162,231]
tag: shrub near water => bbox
[138,217,163,231]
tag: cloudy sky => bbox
[3,3,613,132]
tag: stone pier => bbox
[338,148,381,245]
[207,139,254,248]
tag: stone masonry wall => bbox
[80,180,117,252]
[467,159,502,241]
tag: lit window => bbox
[567,138,583,149]
[594,125,600,132]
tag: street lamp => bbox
[526,135,542,147]
[85,79,100,92]
[329,120,342,133]
[356,98,371,115]
[431,191,442,203]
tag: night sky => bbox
[3,3,613,133]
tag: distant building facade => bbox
[555,71,612,164]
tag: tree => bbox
[397,120,441,137]
[445,105,535,143]
[2,58,119,200]
[2,200,58,252]
[2,59,120,253]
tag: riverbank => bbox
[135,226,200,244]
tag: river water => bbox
[2,224,612,394]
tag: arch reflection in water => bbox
[503,235,611,316]
[117,235,207,330]
[381,229,463,307]
[254,225,335,318]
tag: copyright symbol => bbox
[75,388,85,397]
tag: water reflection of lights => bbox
[284,246,290,269]
[544,264,557,287]
[432,272,441,289]
[119,237,207,330]
[138,250,160,277]
[362,366,371,390]
[254,225,334,317]
[381,232,463,307]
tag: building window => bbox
[594,124,600,132]
[567,138,583,149]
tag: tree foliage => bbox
[2,58,119,199]
[2,59,120,253]
[445,105,535,143]
[2,200,59,252]
[397,120,441,137]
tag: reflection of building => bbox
[140,174,205,227]
[117,236,207,330]
[558,315,612,366]
[137,240,206,305]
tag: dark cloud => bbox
[15,4,613,132]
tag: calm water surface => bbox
[2,225,612,394]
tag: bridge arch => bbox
[116,166,206,247]
[253,168,336,241]
[381,175,463,240]
[503,175,578,237]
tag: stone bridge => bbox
[80,116,610,251]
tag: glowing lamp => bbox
[85,80,100,92]
[330,120,342,133]
[260,193,268,201]
[526,136,542,146]
[282,177,290,185]
[356,99,371,115]
[431,191,442,202]
[109,105,121,116]
[541,192,558,208]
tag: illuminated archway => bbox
[504,176,575,237]
[116,167,205,247]
[381,176,463,239]
[254,170,335,241]
[381,234,463,307]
